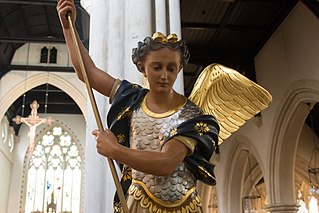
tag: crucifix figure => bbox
[13,100,53,153]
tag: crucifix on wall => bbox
[13,100,53,153]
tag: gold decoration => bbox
[170,128,178,137]
[132,84,139,89]
[114,201,123,213]
[198,165,215,179]
[132,180,197,208]
[117,134,126,143]
[129,180,202,212]
[118,107,132,120]
[122,165,132,181]
[141,93,187,118]
[189,63,272,144]
[194,122,210,136]
[152,32,179,44]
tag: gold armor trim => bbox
[141,93,187,118]
[132,179,196,207]
[173,136,198,156]
[129,180,202,212]
[198,165,215,179]
[109,79,122,104]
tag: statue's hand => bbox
[56,0,77,30]
[92,129,119,159]
[12,116,22,124]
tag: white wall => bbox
[0,117,14,213]
[214,2,319,212]
[254,0,319,171]
[11,43,72,67]
[298,124,319,165]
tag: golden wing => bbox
[189,63,272,144]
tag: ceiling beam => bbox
[20,6,31,36]
[189,48,254,59]
[0,36,68,43]
[182,23,265,32]
[0,46,9,74]
[302,0,319,19]
[254,0,299,55]
[189,56,251,67]
[44,6,52,36]
[187,48,256,81]
[189,51,254,67]
[35,101,79,106]
[0,0,80,6]
[10,65,74,72]
[222,0,283,1]
[28,89,66,93]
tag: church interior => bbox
[1,0,319,212]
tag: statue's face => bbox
[31,101,39,109]
[142,47,182,94]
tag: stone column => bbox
[107,0,125,80]
[124,0,152,85]
[81,0,110,212]
[155,0,167,34]
[168,0,184,94]
[104,0,126,212]
[266,204,299,212]
[168,0,181,39]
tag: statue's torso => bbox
[130,100,202,203]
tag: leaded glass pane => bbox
[24,125,82,213]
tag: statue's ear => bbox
[137,62,146,76]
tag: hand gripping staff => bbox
[67,13,129,213]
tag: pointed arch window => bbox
[297,188,319,213]
[49,47,57,64]
[40,46,58,64]
[24,125,82,213]
[40,47,48,63]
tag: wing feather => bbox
[189,63,272,144]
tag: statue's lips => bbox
[158,82,169,87]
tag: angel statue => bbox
[57,1,272,212]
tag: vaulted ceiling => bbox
[1,0,318,135]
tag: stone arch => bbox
[268,79,319,207]
[219,134,265,213]
[0,72,87,121]
[19,119,85,213]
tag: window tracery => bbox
[24,125,82,213]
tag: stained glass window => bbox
[24,126,81,213]
[297,188,319,213]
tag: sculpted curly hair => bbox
[132,33,190,72]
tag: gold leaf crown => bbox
[152,32,179,44]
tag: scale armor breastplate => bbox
[130,100,203,203]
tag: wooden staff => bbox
[67,13,129,213]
